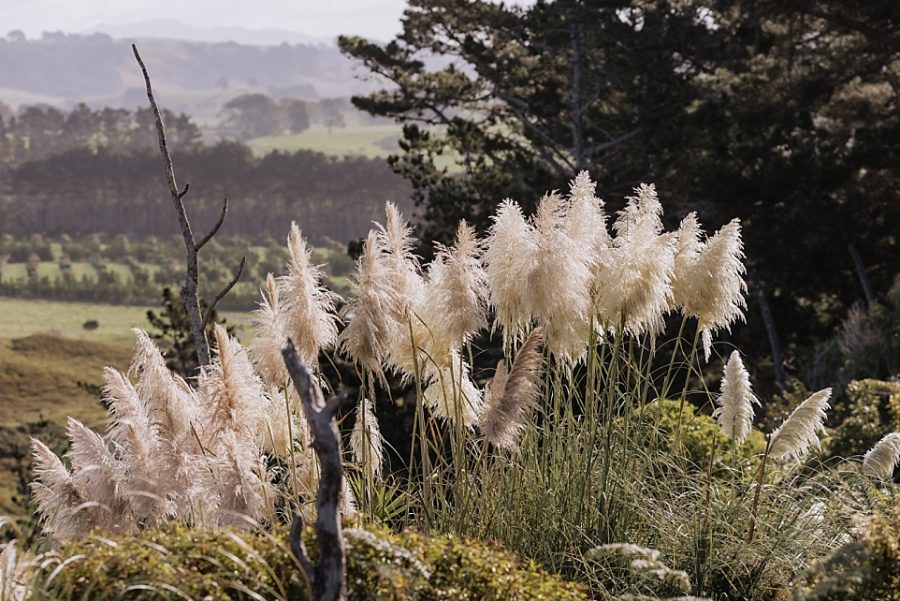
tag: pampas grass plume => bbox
[769,388,832,463]
[530,192,594,362]
[484,199,537,344]
[712,351,759,444]
[480,328,544,451]
[350,398,384,481]
[862,432,900,480]
[279,223,341,367]
[249,273,288,385]
[423,352,483,426]
[679,219,747,360]
[339,230,399,374]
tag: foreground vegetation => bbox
[3,175,894,600]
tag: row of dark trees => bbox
[340,0,900,391]
[0,139,410,242]
[0,102,200,166]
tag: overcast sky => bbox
[1,0,418,42]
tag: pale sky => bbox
[0,0,532,43]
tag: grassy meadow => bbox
[247,124,401,158]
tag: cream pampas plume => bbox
[102,367,173,524]
[768,388,832,463]
[678,219,747,361]
[595,184,676,336]
[200,324,268,442]
[670,212,703,310]
[66,417,136,534]
[339,231,401,375]
[279,223,341,366]
[613,183,663,239]
[862,432,900,480]
[423,351,483,426]
[30,438,82,538]
[565,171,610,254]
[249,274,288,385]
[530,192,595,362]
[479,328,545,451]
[484,199,538,346]
[128,328,197,442]
[213,430,275,527]
[350,398,384,481]
[377,201,424,322]
[422,221,488,350]
[712,351,759,444]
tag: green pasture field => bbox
[0,298,250,346]
[247,125,401,158]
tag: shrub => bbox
[29,524,586,600]
[793,505,900,601]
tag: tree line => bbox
[0,103,410,242]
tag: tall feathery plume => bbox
[102,367,173,524]
[678,219,747,361]
[213,430,275,528]
[421,221,488,352]
[565,171,610,253]
[200,324,268,443]
[712,351,759,444]
[479,328,545,451]
[530,192,595,362]
[670,212,703,310]
[278,223,341,367]
[422,350,483,427]
[66,417,136,534]
[249,274,288,386]
[483,199,538,347]
[128,328,197,443]
[862,432,900,480]
[350,398,384,481]
[378,202,424,322]
[339,231,401,376]
[768,388,832,463]
[378,202,430,378]
[595,184,676,336]
[127,331,211,525]
[30,439,82,538]
[259,385,298,460]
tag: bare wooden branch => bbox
[133,43,211,366]
[196,197,229,251]
[201,256,246,330]
[283,339,346,601]
[290,511,316,582]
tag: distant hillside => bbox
[0,31,376,109]
[85,18,334,46]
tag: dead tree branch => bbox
[196,197,229,251]
[133,44,243,366]
[201,256,247,330]
[282,339,346,601]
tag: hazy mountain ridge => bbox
[0,29,376,109]
[85,18,335,46]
